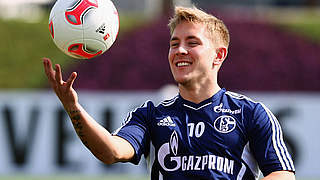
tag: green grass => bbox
[0,16,70,89]
[267,8,320,43]
[280,19,320,43]
[0,11,146,89]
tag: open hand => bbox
[42,58,78,108]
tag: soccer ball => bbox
[49,0,119,59]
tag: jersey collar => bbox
[179,88,226,110]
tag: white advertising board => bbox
[0,90,318,178]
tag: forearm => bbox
[262,171,295,180]
[42,58,134,164]
[65,102,134,164]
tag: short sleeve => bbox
[248,103,295,176]
[113,101,153,165]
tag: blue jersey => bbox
[114,88,295,180]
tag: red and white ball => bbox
[49,0,119,59]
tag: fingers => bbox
[55,64,63,85]
[66,72,77,90]
[43,58,52,78]
[43,58,58,83]
[42,57,77,90]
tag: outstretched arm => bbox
[42,58,134,164]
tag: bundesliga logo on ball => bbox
[49,0,119,59]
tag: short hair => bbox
[168,6,230,48]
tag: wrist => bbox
[63,101,82,114]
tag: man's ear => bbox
[213,47,227,65]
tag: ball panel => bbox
[49,20,54,39]
[50,0,79,19]
[65,0,98,25]
[50,13,84,52]
[67,43,102,59]
[83,39,107,53]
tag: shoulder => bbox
[122,100,155,124]
[156,95,180,108]
[133,99,157,111]
[126,95,179,118]
[224,90,256,102]
[224,90,258,107]
[223,90,269,116]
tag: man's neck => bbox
[178,82,221,104]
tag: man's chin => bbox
[175,78,191,87]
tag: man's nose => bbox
[176,45,188,55]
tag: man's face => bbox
[168,21,217,86]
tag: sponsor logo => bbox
[157,131,234,174]
[103,33,110,41]
[96,23,106,34]
[214,115,236,133]
[157,116,176,127]
[213,103,241,115]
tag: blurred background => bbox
[0,0,319,179]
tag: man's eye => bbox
[189,42,199,46]
[170,43,179,47]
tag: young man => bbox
[43,6,295,180]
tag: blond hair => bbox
[168,6,230,48]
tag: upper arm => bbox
[111,135,135,162]
[112,101,152,165]
[262,171,295,180]
[248,103,295,176]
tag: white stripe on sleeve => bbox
[260,103,295,171]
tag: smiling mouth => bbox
[176,62,192,67]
